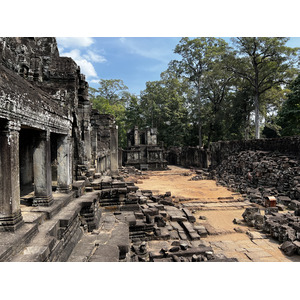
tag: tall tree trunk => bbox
[254,92,260,139]
[254,56,260,139]
[197,84,202,147]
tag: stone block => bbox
[182,208,196,223]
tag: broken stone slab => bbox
[178,231,188,240]
[169,231,180,240]
[194,225,208,237]
[72,180,86,197]
[149,246,213,260]
[182,208,196,223]
[265,207,279,215]
[277,196,292,205]
[159,228,170,239]
[292,240,300,255]
[155,215,166,227]
[276,204,285,211]
[123,213,137,226]
[234,227,245,233]
[233,218,243,225]
[247,231,268,240]
[280,241,297,256]
[180,221,200,240]
[165,206,187,222]
[169,246,180,252]
[289,200,300,210]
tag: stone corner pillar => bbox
[33,130,53,206]
[0,120,24,231]
[57,135,73,193]
[110,125,118,175]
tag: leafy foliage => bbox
[90,38,300,149]
[277,74,300,136]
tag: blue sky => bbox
[57,37,182,95]
[57,37,300,96]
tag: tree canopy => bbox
[90,37,300,149]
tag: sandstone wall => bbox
[166,146,209,168]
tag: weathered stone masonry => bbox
[166,137,300,169]
[123,126,167,170]
[0,37,118,233]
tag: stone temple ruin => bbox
[123,126,167,170]
[1,37,300,262]
[0,37,119,260]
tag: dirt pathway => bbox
[135,165,240,201]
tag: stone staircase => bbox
[1,167,140,262]
[1,169,107,262]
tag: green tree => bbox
[277,74,300,136]
[89,79,131,147]
[170,37,230,147]
[139,70,190,146]
[229,37,299,139]
[200,61,234,145]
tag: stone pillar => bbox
[0,120,24,231]
[146,129,151,145]
[84,125,92,163]
[100,157,105,173]
[110,125,118,175]
[33,130,53,206]
[134,126,139,146]
[57,135,72,193]
[91,127,98,168]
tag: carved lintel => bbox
[1,120,21,133]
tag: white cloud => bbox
[83,50,107,63]
[57,37,94,48]
[90,79,100,84]
[119,38,171,63]
[60,49,97,78]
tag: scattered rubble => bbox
[210,150,300,208]
[242,206,300,256]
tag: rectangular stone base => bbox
[0,210,24,232]
[33,195,54,207]
[57,185,72,194]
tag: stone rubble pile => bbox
[119,166,143,177]
[210,150,300,207]
[130,239,237,262]
[242,207,300,256]
[77,175,237,262]
[112,189,236,262]
[68,167,242,262]
[189,169,210,181]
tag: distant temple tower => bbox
[123,126,167,170]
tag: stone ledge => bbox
[0,223,38,261]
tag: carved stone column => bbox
[57,135,72,193]
[33,130,53,206]
[110,125,118,175]
[134,126,139,146]
[84,124,92,164]
[0,120,24,231]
